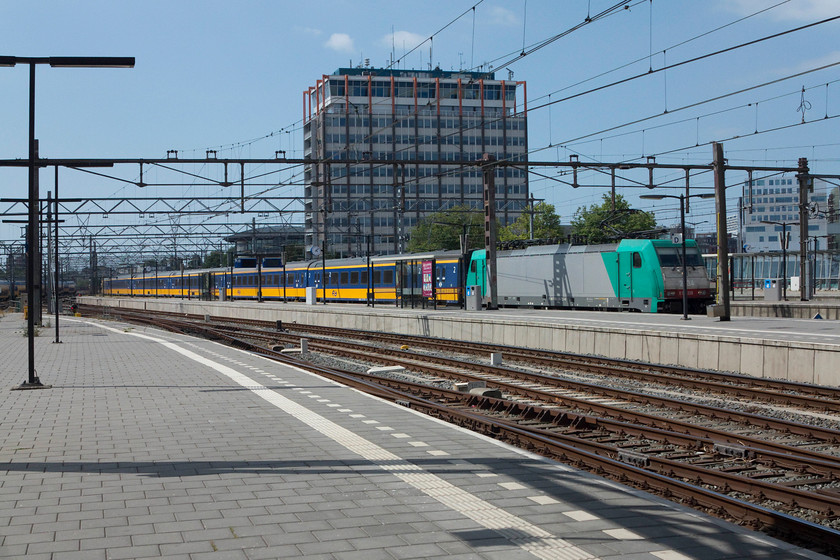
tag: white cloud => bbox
[297,26,322,37]
[325,33,355,53]
[488,6,518,26]
[786,50,840,74]
[725,0,839,21]
[380,30,427,51]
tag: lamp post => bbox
[761,220,798,301]
[641,192,715,320]
[1,55,134,389]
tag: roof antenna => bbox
[391,25,395,67]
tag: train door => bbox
[466,251,486,301]
[396,261,405,308]
[200,273,212,301]
[617,251,634,303]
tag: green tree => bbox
[571,194,657,244]
[500,201,565,242]
[203,249,236,268]
[407,206,486,252]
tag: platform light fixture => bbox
[640,192,715,320]
[2,55,134,389]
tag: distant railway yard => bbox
[78,302,840,556]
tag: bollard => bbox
[300,338,308,353]
[276,320,283,331]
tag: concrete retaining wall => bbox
[80,296,839,388]
[730,301,840,320]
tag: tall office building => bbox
[739,176,831,252]
[303,67,528,256]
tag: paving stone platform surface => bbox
[0,312,831,559]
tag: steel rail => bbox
[283,322,840,409]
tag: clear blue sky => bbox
[2,0,839,248]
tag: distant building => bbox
[224,224,305,256]
[694,232,739,255]
[302,67,529,256]
[827,184,839,250]
[739,176,830,252]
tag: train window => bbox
[360,271,367,284]
[350,271,359,284]
[373,270,381,285]
[470,261,477,273]
[656,248,680,268]
[684,250,704,267]
[633,252,642,268]
[340,272,349,285]
[383,270,394,284]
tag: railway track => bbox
[77,304,840,555]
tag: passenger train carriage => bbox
[103,239,714,313]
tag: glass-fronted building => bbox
[303,67,529,256]
[739,176,830,252]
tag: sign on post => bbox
[421,260,433,298]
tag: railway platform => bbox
[0,310,831,559]
[80,296,840,388]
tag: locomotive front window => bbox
[656,247,703,268]
[684,250,703,267]
[633,252,642,268]
[656,248,680,268]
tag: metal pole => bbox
[54,166,60,343]
[782,225,787,301]
[321,240,327,305]
[680,194,690,320]
[366,235,371,307]
[712,142,731,321]
[23,62,42,387]
[482,153,498,310]
[257,253,262,303]
[797,157,810,300]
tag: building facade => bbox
[739,176,831,252]
[303,67,529,256]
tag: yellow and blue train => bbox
[102,250,465,306]
[103,239,714,313]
